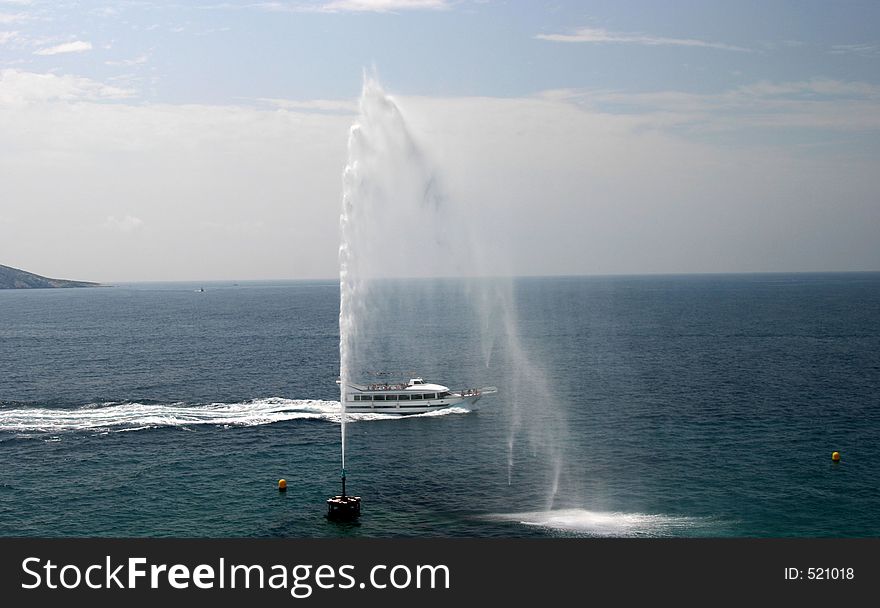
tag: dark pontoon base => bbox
[326,495,362,521]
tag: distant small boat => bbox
[338,377,497,415]
[197,287,205,293]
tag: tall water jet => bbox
[334,73,474,517]
[339,73,453,420]
[334,71,574,518]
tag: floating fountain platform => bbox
[326,470,361,521]
[327,495,361,521]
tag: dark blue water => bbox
[1,274,878,537]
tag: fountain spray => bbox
[328,70,571,519]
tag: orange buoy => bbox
[831,451,840,463]
[278,478,287,491]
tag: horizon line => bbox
[88,269,880,285]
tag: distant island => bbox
[0,264,100,289]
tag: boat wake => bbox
[485,508,713,537]
[0,398,473,436]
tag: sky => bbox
[0,0,878,281]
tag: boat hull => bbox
[342,393,484,415]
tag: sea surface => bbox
[1,273,878,537]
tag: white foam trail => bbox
[487,508,709,537]
[0,399,472,434]
[413,406,471,417]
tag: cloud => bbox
[0,84,351,280]
[103,215,144,233]
[402,92,880,275]
[535,26,751,52]
[0,30,17,44]
[1,72,878,281]
[105,53,151,67]
[0,69,134,103]
[91,6,120,17]
[555,79,880,133]
[246,0,451,13]
[319,0,449,11]
[256,97,357,113]
[830,43,880,57]
[0,11,28,24]
[34,40,94,56]
[199,219,266,236]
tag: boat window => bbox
[438,391,451,398]
[426,393,436,400]
[410,394,422,400]
[353,395,360,401]
[399,394,410,401]
[373,395,384,401]
[359,395,371,401]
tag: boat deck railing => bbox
[344,382,498,397]
[365,383,409,391]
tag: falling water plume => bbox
[338,71,573,514]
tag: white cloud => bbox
[91,6,120,17]
[0,69,134,103]
[105,53,151,67]
[1,72,877,281]
[830,43,880,57]
[250,0,451,13]
[0,80,350,280]
[738,79,880,98]
[0,11,28,24]
[552,79,880,133]
[535,26,751,52]
[195,26,231,35]
[199,219,266,236]
[256,97,357,113]
[402,93,880,276]
[34,40,94,56]
[319,0,449,11]
[0,30,17,44]
[103,215,144,233]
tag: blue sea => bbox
[1,273,878,537]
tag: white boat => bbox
[339,377,497,414]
